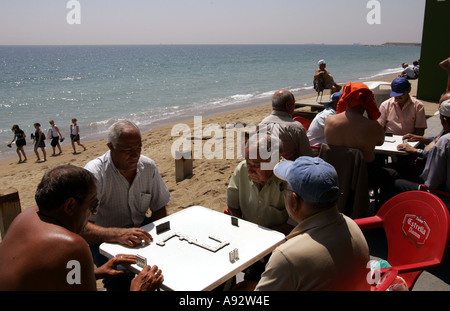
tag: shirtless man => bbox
[324,82,385,162]
[314,60,342,95]
[0,165,163,291]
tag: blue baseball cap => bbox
[274,157,340,203]
[328,91,343,105]
[390,77,411,97]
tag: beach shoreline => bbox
[0,73,437,220]
[0,69,402,163]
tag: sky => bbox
[0,0,426,45]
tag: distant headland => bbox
[365,42,421,47]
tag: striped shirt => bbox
[84,151,171,228]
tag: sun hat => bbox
[274,156,340,203]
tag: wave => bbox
[359,67,403,81]
[61,76,84,81]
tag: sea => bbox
[0,44,421,161]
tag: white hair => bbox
[108,120,140,147]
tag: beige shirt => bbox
[255,207,370,291]
[259,111,314,160]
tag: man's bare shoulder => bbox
[0,209,93,290]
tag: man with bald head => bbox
[259,89,313,161]
[83,120,171,291]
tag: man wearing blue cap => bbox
[307,91,342,146]
[378,77,427,136]
[255,157,370,291]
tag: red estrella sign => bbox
[402,214,430,247]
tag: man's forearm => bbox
[82,221,121,244]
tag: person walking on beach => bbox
[33,122,47,162]
[8,124,27,163]
[0,165,163,291]
[48,120,63,156]
[70,118,86,154]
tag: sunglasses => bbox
[89,198,99,214]
[279,182,295,193]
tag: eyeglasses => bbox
[279,182,294,193]
[89,198,99,214]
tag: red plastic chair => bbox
[293,116,311,131]
[354,191,450,290]
[419,184,450,197]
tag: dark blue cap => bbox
[390,77,411,97]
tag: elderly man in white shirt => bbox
[83,120,171,290]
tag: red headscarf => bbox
[336,82,381,120]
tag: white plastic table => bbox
[375,135,418,156]
[99,206,286,291]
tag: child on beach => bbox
[70,118,87,154]
[8,124,27,163]
[33,123,46,162]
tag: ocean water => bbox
[0,44,420,160]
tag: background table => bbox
[375,135,418,156]
[100,206,286,291]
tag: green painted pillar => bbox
[417,0,450,102]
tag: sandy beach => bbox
[0,74,439,223]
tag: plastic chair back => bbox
[293,116,311,131]
[355,191,450,290]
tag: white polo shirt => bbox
[84,151,172,228]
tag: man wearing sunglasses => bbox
[0,165,163,291]
[255,157,370,291]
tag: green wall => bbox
[417,0,450,102]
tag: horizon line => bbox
[0,42,422,47]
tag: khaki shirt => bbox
[255,207,370,291]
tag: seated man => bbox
[259,89,313,160]
[227,132,293,234]
[83,120,171,291]
[227,132,294,289]
[378,77,427,136]
[394,99,450,206]
[307,91,342,146]
[255,157,370,291]
[324,82,385,163]
[0,165,163,291]
[399,62,418,80]
[397,92,450,161]
[313,59,342,95]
